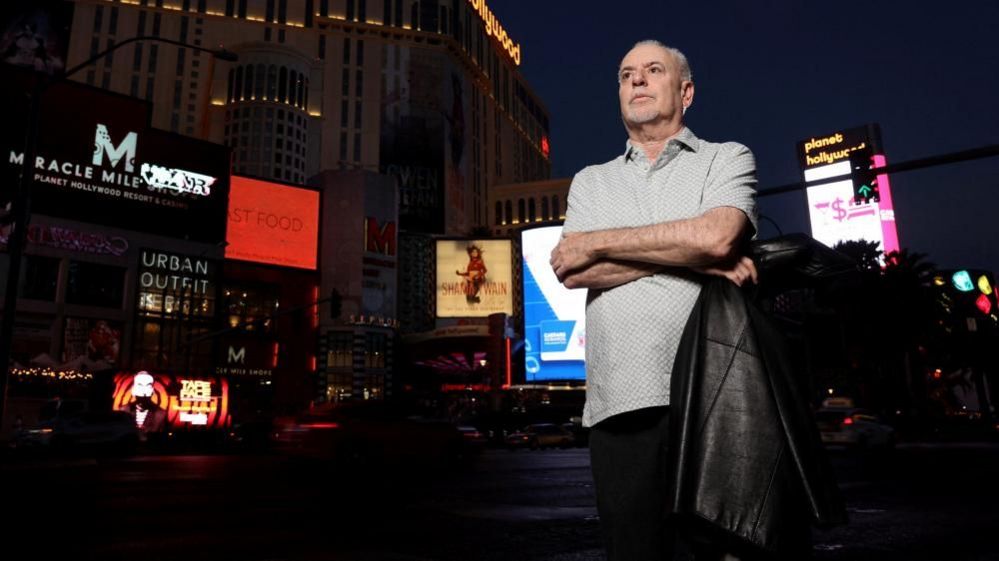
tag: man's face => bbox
[618,44,691,128]
[132,372,154,398]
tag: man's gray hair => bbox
[627,40,693,83]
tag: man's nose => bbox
[631,70,647,87]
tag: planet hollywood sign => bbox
[8,123,217,207]
[466,0,521,66]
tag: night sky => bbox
[490,1,999,272]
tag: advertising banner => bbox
[436,239,512,317]
[0,0,73,75]
[380,47,445,234]
[226,176,320,270]
[1,68,230,243]
[797,124,899,256]
[521,226,586,381]
[112,371,231,432]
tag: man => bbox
[120,371,168,436]
[550,40,758,560]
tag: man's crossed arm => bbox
[550,206,757,290]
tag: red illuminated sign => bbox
[226,176,319,270]
[541,136,550,159]
[364,216,397,256]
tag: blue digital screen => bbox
[521,226,586,381]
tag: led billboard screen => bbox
[521,226,586,381]
[798,125,899,256]
[225,176,320,270]
[436,239,513,317]
[112,371,231,432]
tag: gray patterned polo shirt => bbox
[562,127,758,427]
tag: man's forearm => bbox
[562,259,661,290]
[589,207,747,267]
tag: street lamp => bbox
[0,37,237,430]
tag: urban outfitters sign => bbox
[137,249,217,318]
[0,67,229,243]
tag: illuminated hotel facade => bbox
[66,0,552,235]
[60,0,552,404]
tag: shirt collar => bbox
[624,127,701,162]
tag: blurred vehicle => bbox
[15,400,139,454]
[561,421,590,447]
[505,423,575,450]
[457,426,488,449]
[271,401,468,468]
[816,407,895,450]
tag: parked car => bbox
[271,401,468,468]
[815,407,896,450]
[505,423,575,450]
[15,402,139,454]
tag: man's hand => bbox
[694,255,758,287]
[550,232,598,281]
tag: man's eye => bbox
[619,71,631,81]
[649,66,661,73]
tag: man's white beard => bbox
[624,105,660,125]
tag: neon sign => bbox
[467,0,521,66]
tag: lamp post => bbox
[0,37,237,431]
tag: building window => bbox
[505,200,512,224]
[267,64,277,100]
[553,195,561,219]
[278,66,287,102]
[223,285,278,333]
[541,196,549,221]
[494,201,502,225]
[327,331,353,368]
[363,373,383,400]
[20,256,60,301]
[66,261,125,309]
[528,198,536,222]
[93,6,103,32]
[364,333,386,369]
[517,199,525,224]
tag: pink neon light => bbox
[873,154,900,255]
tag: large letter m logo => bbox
[227,346,246,364]
[365,217,396,256]
[93,123,138,172]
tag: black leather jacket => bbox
[667,235,851,559]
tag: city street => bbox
[4,442,999,561]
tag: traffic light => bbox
[848,150,880,205]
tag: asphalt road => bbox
[3,442,999,561]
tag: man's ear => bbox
[681,81,694,114]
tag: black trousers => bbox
[590,406,730,561]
